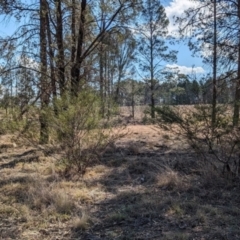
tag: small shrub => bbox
[155,104,240,179]
[48,91,121,175]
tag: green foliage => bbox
[48,90,116,174]
[0,108,24,134]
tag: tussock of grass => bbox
[72,189,93,204]
[26,182,76,214]
[53,191,75,214]
[72,211,91,231]
[157,168,186,190]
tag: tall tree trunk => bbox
[39,0,49,144]
[46,8,58,115]
[46,7,57,99]
[150,34,155,119]
[55,0,65,95]
[233,0,240,126]
[131,80,135,118]
[212,0,217,129]
[71,0,86,96]
[115,63,123,104]
[71,0,76,83]
[107,50,111,119]
[99,44,105,117]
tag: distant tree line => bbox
[115,72,235,108]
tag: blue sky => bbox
[163,0,206,76]
[0,0,206,77]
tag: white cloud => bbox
[165,64,205,74]
[165,0,198,37]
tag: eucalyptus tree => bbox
[137,0,177,118]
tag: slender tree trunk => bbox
[46,8,57,99]
[39,0,49,144]
[107,51,111,119]
[104,49,107,112]
[150,35,155,118]
[212,0,217,129]
[115,76,120,103]
[55,0,65,95]
[71,0,76,81]
[46,9,58,115]
[99,44,105,117]
[131,80,135,118]
[233,48,240,126]
[71,0,86,96]
[233,0,240,126]
[115,64,123,104]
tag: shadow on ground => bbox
[0,133,240,239]
[69,144,240,240]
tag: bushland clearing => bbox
[0,108,240,240]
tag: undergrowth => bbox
[155,104,240,179]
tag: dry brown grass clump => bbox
[156,168,186,190]
[72,210,92,231]
[25,180,75,214]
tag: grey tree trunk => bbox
[55,0,65,95]
[71,0,86,96]
[212,0,217,129]
[39,0,49,144]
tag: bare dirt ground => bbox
[0,122,240,239]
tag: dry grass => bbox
[156,168,186,190]
[72,212,91,231]
[0,123,240,239]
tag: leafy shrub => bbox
[49,90,119,175]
